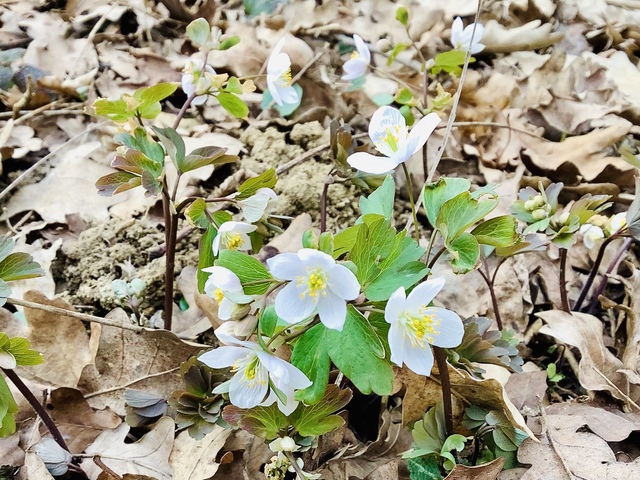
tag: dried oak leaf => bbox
[169,426,231,480]
[80,416,174,480]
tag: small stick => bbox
[84,367,180,399]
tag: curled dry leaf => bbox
[537,310,639,407]
[81,416,174,480]
[445,456,505,480]
[169,426,232,480]
[482,19,564,53]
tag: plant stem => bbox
[433,347,454,436]
[320,169,334,234]
[477,265,503,330]
[2,368,69,452]
[587,237,633,315]
[559,248,570,313]
[428,246,446,269]
[266,318,320,348]
[402,162,420,243]
[284,451,306,480]
[573,235,617,311]
[162,186,176,330]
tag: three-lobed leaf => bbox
[289,385,352,437]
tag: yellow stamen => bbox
[226,233,244,250]
[213,288,224,304]
[296,268,328,299]
[350,51,360,59]
[403,309,441,348]
[374,126,401,153]
[280,68,292,86]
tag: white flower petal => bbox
[428,307,464,348]
[402,339,435,376]
[191,94,207,106]
[198,346,247,368]
[369,106,408,156]
[327,264,360,300]
[354,34,371,62]
[0,350,16,369]
[268,252,306,280]
[208,266,243,292]
[317,291,347,331]
[259,352,311,389]
[274,282,317,324]
[298,248,336,271]
[229,368,268,408]
[388,320,406,366]
[267,78,283,106]
[218,297,235,320]
[385,287,407,325]
[222,221,257,234]
[212,234,221,256]
[404,277,446,312]
[406,113,441,157]
[347,151,396,174]
[450,17,464,47]
[341,58,368,80]
[278,85,300,105]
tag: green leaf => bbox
[0,278,11,307]
[399,104,415,126]
[396,6,409,26]
[358,175,395,222]
[259,305,278,337]
[135,83,179,119]
[430,50,471,75]
[219,36,241,50]
[111,148,163,177]
[422,177,471,228]
[152,126,185,168]
[0,237,15,263]
[7,337,43,366]
[116,128,165,164]
[197,225,218,293]
[372,93,394,106]
[222,404,287,440]
[217,92,249,118]
[141,169,162,197]
[436,191,498,243]
[186,18,211,47]
[386,43,409,67]
[95,171,141,196]
[448,233,479,274]
[291,306,393,404]
[395,88,414,105]
[471,215,518,247]
[92,97,133,122]
[224,77,242,94]
[181,146,238,173]
[261,84,303,117]
[407,456,442,480]
[185,198,210,229]
[290,385,352,437]
[318,232,334,256]
[332,224,361,258]
[0,252,44,281]
[236,169,277,200]
[0,374,18,437]
[216,250,272,295]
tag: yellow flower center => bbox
[232,355,266,387]
[214,288,224,304]
[297,268,328,299]
[350,51,360,59]
[403,309,440,348]
[280,68,292,86]
[374,126,401,153]
[226,233,244,250]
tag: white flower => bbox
[347,106,441,174]
[199,329,311,415]
[212,221,257,256]
[384,277,464,377]
[605,212,627,236]
[203,266,253,320]
[238,187,278,223]
[267,248,360,331]
[269,436,298,452]
[182,59,216,106]
[342,34,371,81]
[450,17,485,54]
[267,37,300,107]
[580,223,605,249]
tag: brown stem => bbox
[162,187,175,331]
[428,246,446,269]
[402,162,420,243]
[587,237,633,315]
[173,92,197,130]
[320,170,334,234]
[573,235,617,311]
[2,368,69,452]
[559,248,570,313]
[433,347,453,436]
[477,266,503,330]
[284,451,306,480]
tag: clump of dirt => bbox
[240,121,362,231]
[51,219,198,315]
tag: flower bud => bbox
[376,38,393,53]
[531,209,547,221]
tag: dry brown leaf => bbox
[81,416,174,480]
[48,387,122,453]
[518,408,640,480]
[17,451,55,480]
[537,311,637,407]
[483,20,564,53]
[77,309,201,416]
[172,266,214,339]
[445,457,505,480]
[546,403,640,442]
[504,371,548,414]
[519,122,634,185]
[169,426,231,480]
[0,433,24,467]
[0,291,94,387]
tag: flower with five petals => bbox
[347,106,440,175]
[202,266,253,320]
[342,34,370,81]
[212,221,257,256]
[267,37,300,107]
[450,17,485,54]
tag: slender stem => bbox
[428,246,446,269]
[266,318,320,348]
[559,248,570,313]
[433,347,454,436]
[320,170,334,234]
[162,186,175,330]
[2,368,69,452]
[587,237,633,314]
[402,162,420,243]
[284,451,306,480]
[425,230,438,263]
[173,92,198,130]
[477,266,503,330]
[573,235,617,311]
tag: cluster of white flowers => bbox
[580,212,627,249]
[181,59,217,106]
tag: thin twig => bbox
[93,456,122,479]
[0,121,108,202]
[84,367,180,399]
[5,297,206,344]
[2,367,70,453]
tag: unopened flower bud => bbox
[557,211,570,225]
[524,199,536,211]
[375,38,393,53]
[531,209,547,221]
[230,303,251,320]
